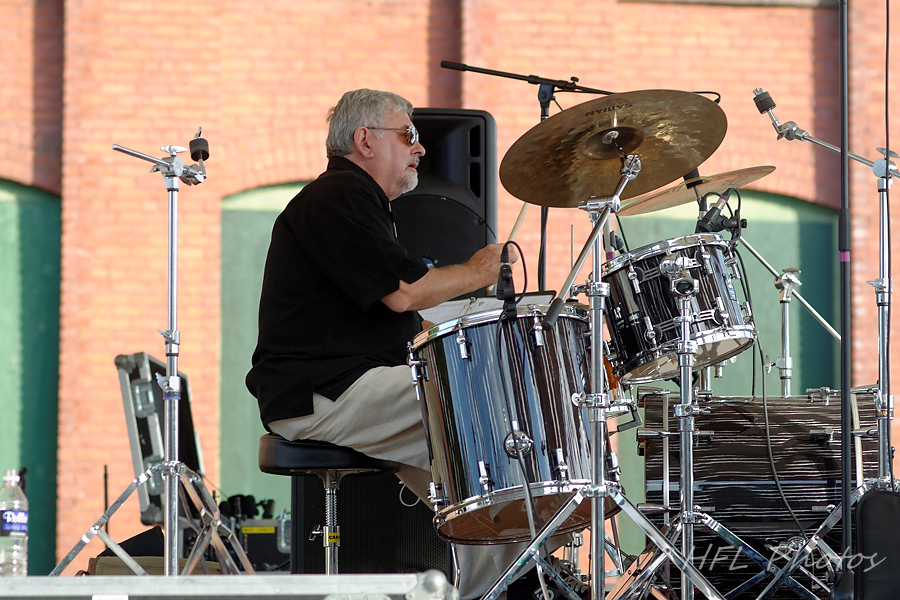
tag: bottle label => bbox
[0,510,28,537]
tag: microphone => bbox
[495,244,517,319]
[440,60,468,71]
[695,189,733,233]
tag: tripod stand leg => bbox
[482,489,586,600]
[755,482,870,599]
[611,488,725,600]
[49,467,157,575]
[607,545,670,600]
[178,464,256,574]
[94,528,150,575]
[697,513,817,600]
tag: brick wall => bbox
[2,0,898,571]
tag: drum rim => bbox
[410,301,588,349]
[601,232,728,276]
[617,327,756,383]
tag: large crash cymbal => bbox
[617,165,775,216]
[499,90,727,207]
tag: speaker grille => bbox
[391,108,497,273]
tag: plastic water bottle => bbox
[0,469,28,577]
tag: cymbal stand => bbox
[52,136,253,576]
[773,268,802,397]
[484,157,722,600]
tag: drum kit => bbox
[407,88,870,600]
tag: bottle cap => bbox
[2,469,20,484]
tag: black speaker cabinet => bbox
[641,389,879,599]
[391,108,497,274]
[291,472,448,575]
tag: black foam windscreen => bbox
[390,108,497,270]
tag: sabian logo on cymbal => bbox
[585,102,632,115]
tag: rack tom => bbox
[602,234,755,384]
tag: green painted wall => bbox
[220,184,305,515]
[220,186,838,558]
[0,179,61,574]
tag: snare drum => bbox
[602,234,755,383]
[409,303,620,544]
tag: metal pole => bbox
[163,176,181,576]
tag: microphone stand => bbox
[112,139,206,576]
[51,134,254,577]
[440,60,614,291]
[752,88,896,594]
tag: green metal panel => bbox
[220,185,838,559]
[0,179,61,575]
[220,184,305,517]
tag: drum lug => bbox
[725,254,741,278]
[643,316,658,346]
[713,296,729,326]
[695,248,712,275]
[742,300,754,323]
[530,312,545,348]
[627,265,642,295]
[550,448,570,482]
[478,461,494,495]
[456,329,471,360]
[409,355,429,383]
[607,450,621,483]
[429,481,448,509]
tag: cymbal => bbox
[617,165,776,216]
[499,90,727,207]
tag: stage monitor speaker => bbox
[391,108,497,278]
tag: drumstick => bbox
[507,202,529,242]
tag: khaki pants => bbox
[269,365,530,599]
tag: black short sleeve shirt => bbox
[246,156,429,426]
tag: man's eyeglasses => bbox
[366,124,419,146]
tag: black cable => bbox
[502,240,529,305]
[614,213,631,254]
[759,346,809,537]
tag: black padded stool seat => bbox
[257,433,401,574]
[258,434,401,476]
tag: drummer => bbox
[246,88,524,598]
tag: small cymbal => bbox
[617,166,776,216]
[499,90,727,207]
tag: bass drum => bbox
[409,303,621,545]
